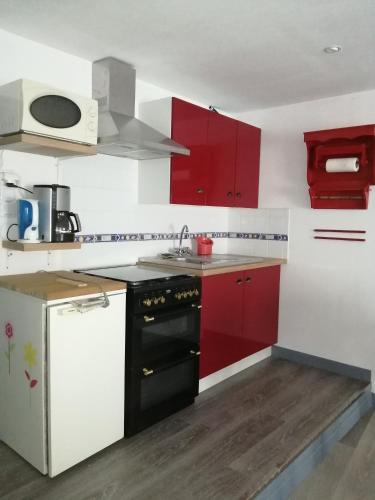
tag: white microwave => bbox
[0,79,98,145]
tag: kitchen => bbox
[0,1,375,499]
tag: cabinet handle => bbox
[245,277,252,283]
[143,368,154,376]
[144,315,155,323]
[191,304,202,309]
[227,191,233,197]
[190,350,201,356]
[196,188,204,194]
[236,192,241,198]
[236,278,243,285]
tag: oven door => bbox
[127,303,201,367]
[125,353,199,437]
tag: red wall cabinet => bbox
[170,98,210,205]
[206,112,238,206]
[199,266,280,379]
[235,122,261,208]
[170,98,261,208]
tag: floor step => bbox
[256,388,372,500]
[332,412,375,500]
[290,411,373,500]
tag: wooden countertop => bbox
[0,270,126,301]
[139,257,286,277]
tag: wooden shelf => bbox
[0,133,96,158]
[2,241,81,252]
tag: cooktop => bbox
[77,265,190,287]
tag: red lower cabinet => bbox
[200,271,244,378]
[199,266,281,379]
[242,266,280,358]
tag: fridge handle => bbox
[59,297,110,315]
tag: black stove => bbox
[77,264,201,437]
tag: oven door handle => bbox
[141,351,200,378]
[143,315,155,323]
[142,368,154,376]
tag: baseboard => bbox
[199,347,272,393]
[272,345,371,383]
[255,389,373,500]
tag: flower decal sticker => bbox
[4,321,15,375]
[24,342,37,369]
[23,342,38,407]
[5,322,13,338]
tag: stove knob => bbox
[188,290,194,297]
[153,297,159,305]
[194,289,199,296]
[145,299,152,307]
[183,292,188,299]
[175,292,182,300]
[160,296,166,304]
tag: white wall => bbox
[0,28,290,276]
[237,89,375,389]
[0,28,231,275]
[0,27,91,274]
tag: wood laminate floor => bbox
[0,358,369,500]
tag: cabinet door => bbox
[242,266,280,357]
[234,122,261,208]
[170,98,210,205]
[206,112,237,207]
[200,272,244,378]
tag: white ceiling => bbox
[0,0,374,112]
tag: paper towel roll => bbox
[325,157,359,173]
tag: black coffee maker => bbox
[33,184,81,242]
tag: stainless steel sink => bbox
[138,254,265,270]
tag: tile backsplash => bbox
[76,230,288,244]
[227,208,290,259]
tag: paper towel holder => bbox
[304,124,375,209]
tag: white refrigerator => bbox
[0,280,126,477]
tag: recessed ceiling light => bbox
[323,45,342,54]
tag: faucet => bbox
[176,224,191,256]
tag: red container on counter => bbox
[195,236,213,255]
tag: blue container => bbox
[17,199,39,241]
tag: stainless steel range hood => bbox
[92,58,190,160]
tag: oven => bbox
[125,275,201,436]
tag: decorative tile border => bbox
[76,232,288,244]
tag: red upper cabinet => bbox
[206,112,238,206]
[170,98,261,208]
[234,122,261,208]
[171,98,210,205]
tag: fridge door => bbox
[47,292,126,477]
[0,289,47,474]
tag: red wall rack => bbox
[304,124,375,209]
